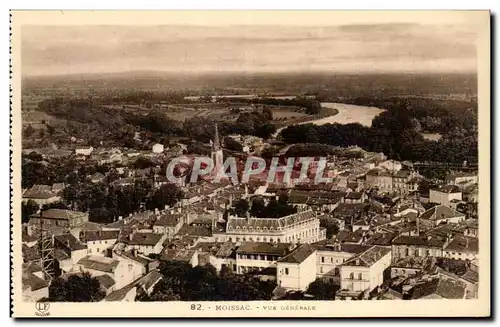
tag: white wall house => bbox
[429,185,462,206]
[338,246,392,299]
[152,143,164,154]
[277,244,317,291]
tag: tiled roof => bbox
[175,225,212,237]
[410,277,465,299]
[392,235,446,248]
[419,205,465,221]
[81,230,120,242]
[431,185,461,194]
[32,209,86,221]
[161,249,197,262]
[312,240,371,254]
[96,274,116,289]
[392,256,437,270]
[77,256,120,273]
[227,210,315,231]
[444,235,478,253]
[55,233,87,251]
[126,233,163,246]
[22,271,49,291]
[236,242,292,256]
[341,246,391,267]
[105,269,163,302]
[278,243,316,264]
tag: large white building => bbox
[213,209,326,244]
[338,246,392,299]
[429,185,462,206]
[277,243,317,291]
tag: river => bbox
[275,102,386,135]
[183,95,387,134]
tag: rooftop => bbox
[278,243,316,264]
[236,242,292,256]
[81,230,120,242]
[419,205,465,221]
[126,233,164,246]
[341,245,391,267]
[31,208,87,221]
[410,277,465,299]
[77,256,120,273]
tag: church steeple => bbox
[213,123,221,151]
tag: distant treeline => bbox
[216,96,322,115]
[33,96,276,148]
[280,97,478,164]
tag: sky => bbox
[19,11,481,76]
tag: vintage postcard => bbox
[10,10,490,318]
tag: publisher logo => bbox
[35,301,50,316]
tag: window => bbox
[358,273,362,280]
[350,273,354,279]
[402,269,406,274]
[320,267,324,273]
[426,250,430,256]
[331,258,334,263]
[321,257,325,263]
[285,268,289,275]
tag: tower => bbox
[211,123,224,174]
[39,209,55,281]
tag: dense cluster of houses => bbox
[21,137,479,302]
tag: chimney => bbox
[246,211,251,221]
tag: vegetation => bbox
[48,272,105,302]
[280,97,477,164]
[306,278,340,300]
[137,261,276,301]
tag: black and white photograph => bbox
[10,10,490,318]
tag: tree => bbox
[22,200,39,224]
[48,272,105,302]
[147,183,183,210]
[233,199,249,216]
[306,278,339,300]
[23,125,35,138]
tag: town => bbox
[21,113,479,302]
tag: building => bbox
[391,234,448,260]
[152,213,184,238]
[390,256,437,278]
[445,172,478,186]
[152,143,164,154]
[22,263,49,301]
[338,246,392,299]
[75,146,94,156]
[29,209,89,228]
[429,185,462,206]
[408,277,466,299]
[214,209,326,244]
[123,232,167,255]
[235,242,293,274]
[313,242,372,282]
[276,243,317,291]
[211,123,224,173]
[22,185,61,205]
[419,205,466,227]
[89,172,105,183]
[54,233,88,272]
[105,269,163,302]
[74,255,131,289]
[443,235,478,261]
[81,230,120,256]
[160,248,199,267]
